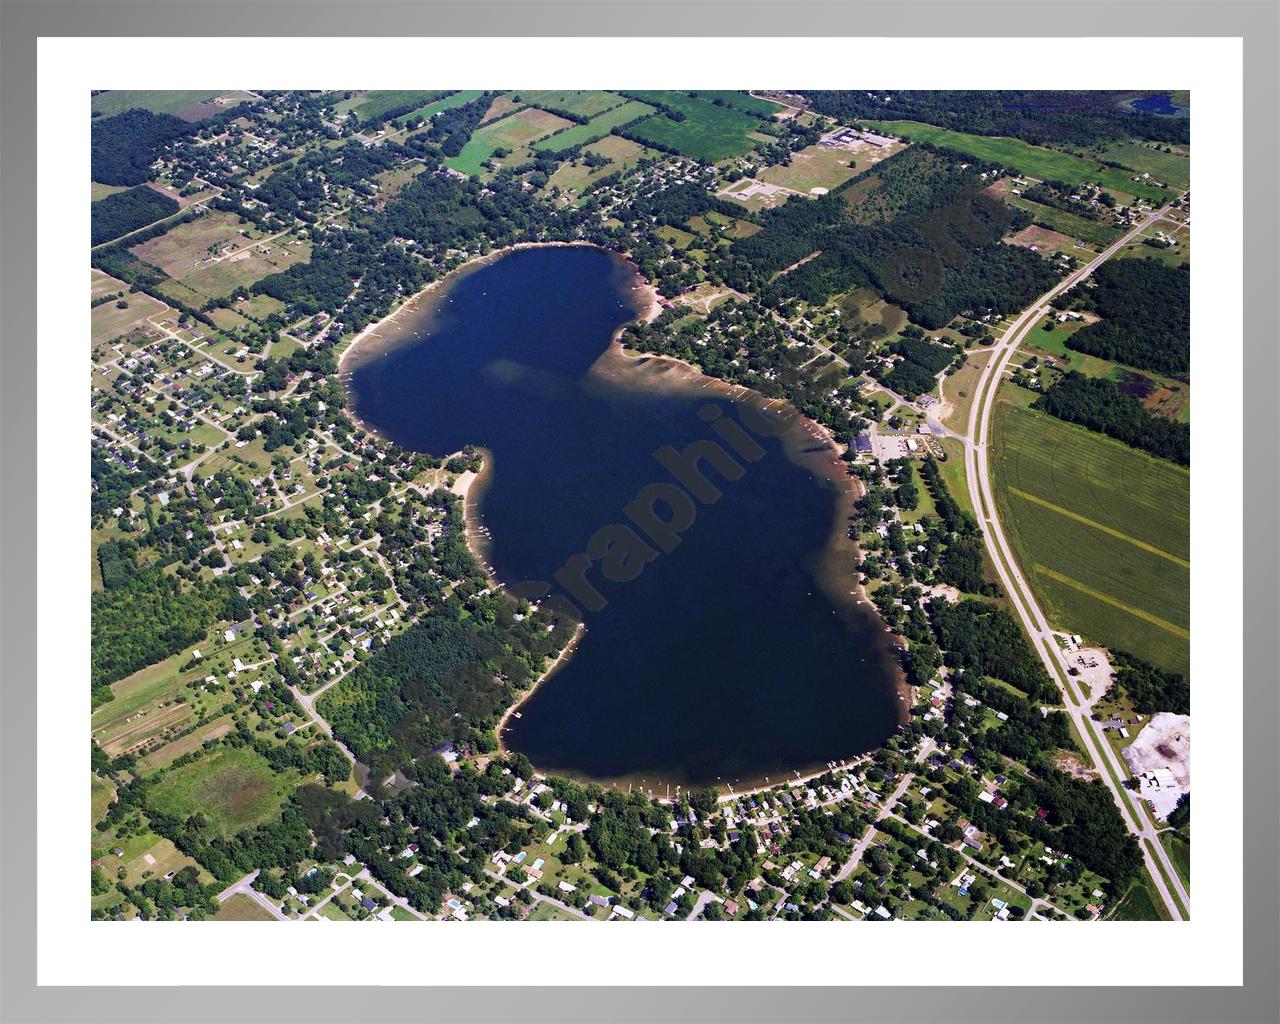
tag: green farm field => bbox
[863,121,1174,202]
[543,136,657,197]
[395,90,484,126]
[533,100,654,152]
[91,90,220,117]
[1108,861,1174,921]
[519,90,628,118]
[623,92,765,161]
[990,397,1189,676]
[445,107,575,176]
[690,91,786,117]
[147,744,299,837]
[349,91,450,120]
[1098,141,1191,188]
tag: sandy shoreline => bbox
[337,239,661,378]
[495,620,587,754]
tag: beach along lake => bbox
[347,245,903,791]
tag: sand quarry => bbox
[1121,712,1190,819]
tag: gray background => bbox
[1,1,1276,1021]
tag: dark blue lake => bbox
[347,245,903,791]
[1129,93,1188,117]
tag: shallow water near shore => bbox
[347,245,903,791]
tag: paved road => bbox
[960,198,1190,920]
[215,869,289,920]
[686,890,720,921]
[832,749,927,883]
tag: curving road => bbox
[960,199,1191,921]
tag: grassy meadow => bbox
[147,744,299,837]
[863,121,1174,202]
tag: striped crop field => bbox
[990,398,1189,676]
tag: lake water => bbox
[1129,93,1188,117]
[347,245,904,791]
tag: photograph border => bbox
[2,2,1276,1022]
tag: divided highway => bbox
[960,200,1191,920]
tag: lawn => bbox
[760,145,860,194]
[147,744,298,837]
[1023,320,1122,379]
[939,349,992,433]
[899,462,938,525]
[91,181,129,201]
[533,100,655,153]
[1114,222,1191,269]
[528,901,583,921]
[1098,141,1190,188]
[657,224,697,248]
[862,120,1175,203]
[317,899,355,921]
[445,107,575,176]
[622,92,765,162]
[990,397,1189,676]
[1023,318,1191,419]
[212,893,277,921]
[101,833,213,888]
[91,775,117,828]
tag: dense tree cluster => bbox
[91,566,244,693]
[927,598,1054,701]
[91,108,198,185]
[874,336,962,399]
[91,185,180,246]
[318,594,565,786]
[92,446,165,521]
[720,146,1055,328]
[1020,768,1144,887]
[404,93,494,157]
[1108,650,1189,715]
[616,181,741,227]
[1034,372,1190,465]
[1062,259,1190,374]
[252,165,588,338]
[804,91,1190,148]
